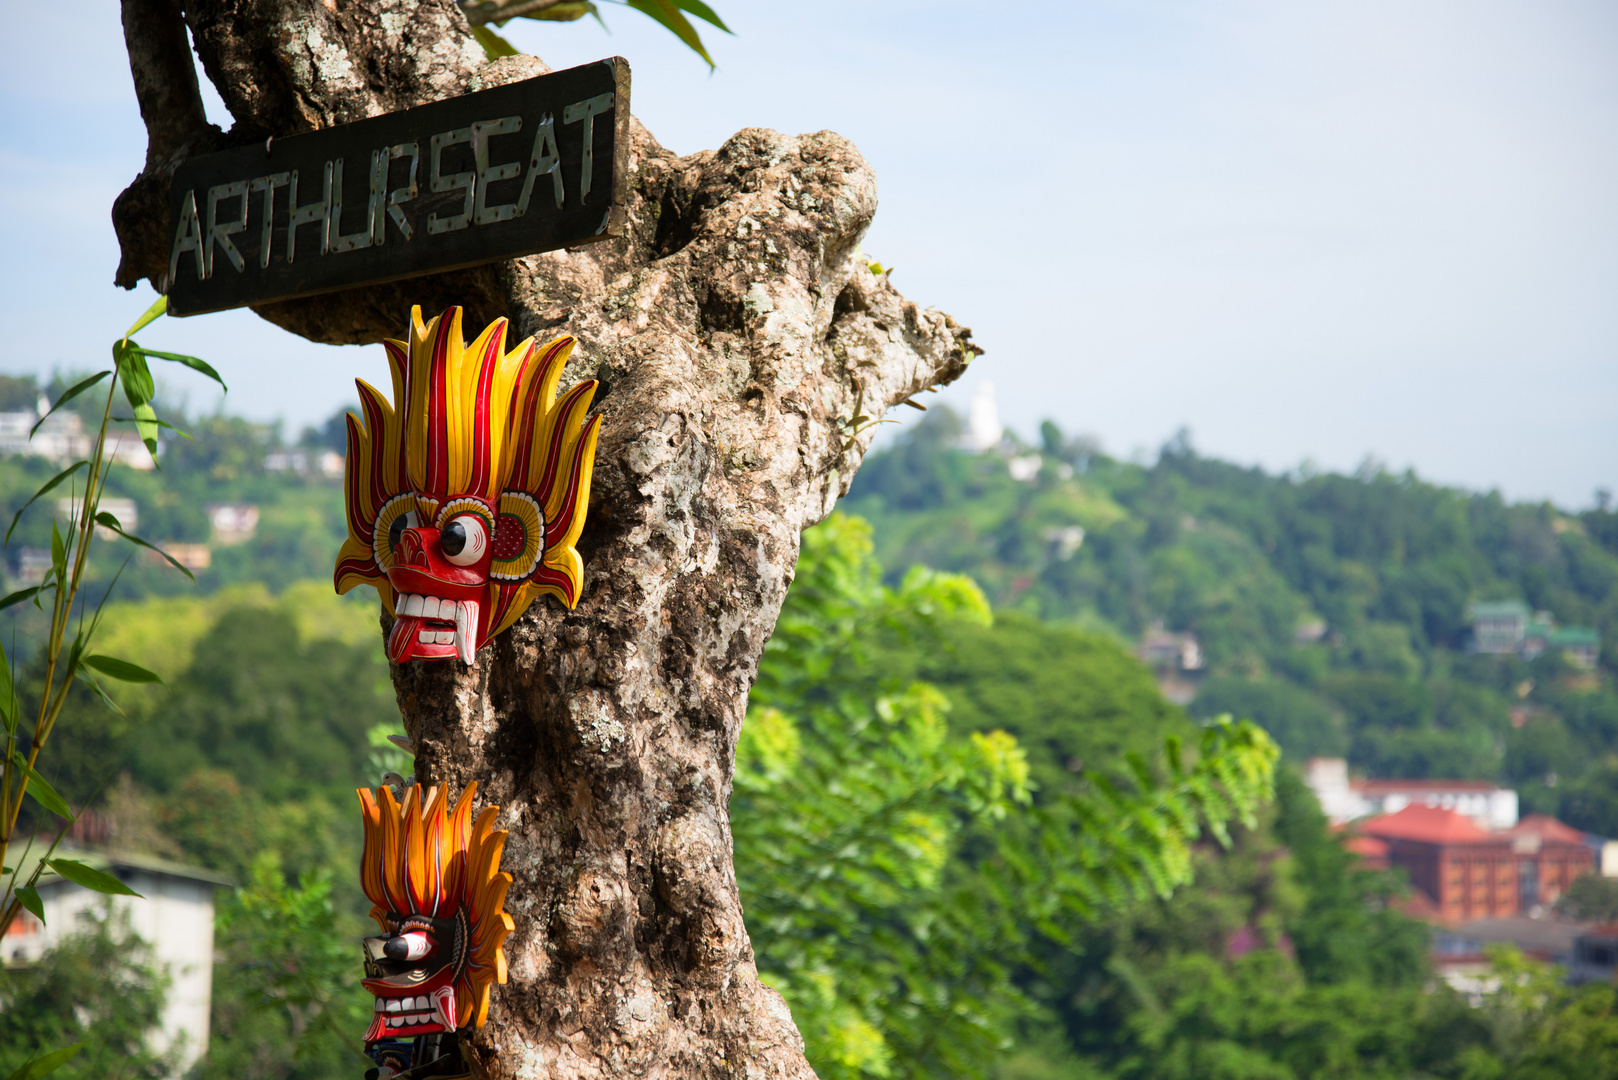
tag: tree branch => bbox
[113,0,221,291]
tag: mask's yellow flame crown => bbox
[335,306,601,660]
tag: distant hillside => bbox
[844,408,1618,834]
[1,373,350,609]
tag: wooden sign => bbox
[165,58,630,316]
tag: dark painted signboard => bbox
[165,58,630,316]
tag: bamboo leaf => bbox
[622,0,714,66]
[75,668,125,715]
[116,342,156,410]
[132,402,161,457]
[672,0,728,31]
[122,293,167,339]
[5,460,87,544]
[46,858,141,897]
[470,23,521,57]
[11,753,73,820]
[50,519,66,573]
[16,885,44,922]
[30,372,111,437]
[0,586,41,615]
[6,1043,82,1080]
[0,640,14,729]
[134,348,227,391]
[83,654,164,685]
[100,523,196,582]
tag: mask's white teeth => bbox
[402,593,424,617]
[456,600,478,665]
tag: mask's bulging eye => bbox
[442,514,488,566]
[387,510,419,553]
[382,931,435,961]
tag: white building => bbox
[207,503,260,545]
[964,382,1003,452]
[1305,757,1519,831]
[5,851,231,1073]
[1,406,154,469]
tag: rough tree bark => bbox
[115,2,979,1076]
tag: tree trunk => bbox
[115,3,979,1076]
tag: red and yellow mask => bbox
[335,305,601,664]
[356,782,512,1044]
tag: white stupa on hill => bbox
[964,381,1003,452]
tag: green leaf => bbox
[529,0,599,22]
[134,347,227,391]
[16,885,44,922]
[30,372,110,437]
[671,0,728,31]
[623,0,715,66]
[5,460,87,543]
[122,293,167,339]
[83,654,164,685]
[470,23,521,58]
[132,401,161,457]
[46,858,141,897]
[6,1043,82,1080]
[116,341,156,410]
[75,668,125,716]
[50,519,66,573]
[0,586,41,615]
[11,753,73,820]
[0,640,14,729]
[111,415,186,432]
[98,522,196,582]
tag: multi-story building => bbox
[1357,805,1594,923]
[1471,600,1530,654]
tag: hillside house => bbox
[1468,600,1600,668]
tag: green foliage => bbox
[1036,782,1487,1080]
[736,515,1277,1080]
[199,854,372,1077]
[1554,874,1618,922]
[1456,946,1618,1080]
[883,612,1192,797]
[0,906,177,1079]
[845,410,1618,826]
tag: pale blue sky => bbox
[1,1,1614,506]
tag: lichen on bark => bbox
[114,3,979,1075]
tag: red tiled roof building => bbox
[1357,805,1594,923]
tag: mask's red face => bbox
[360,914,466,1041]
[382,502,495,664]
